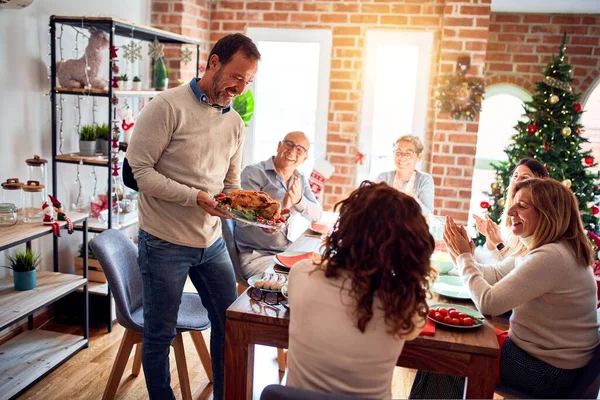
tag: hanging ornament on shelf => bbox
[122,40,142,64]
[573,103,583,113]
[585,157,594,165]
[148,38,164,60]
[561,126,572,136]
[110,45,119,60]
[549,94,560,104]
[562,178,572,188]
[181,47,193,64]
[527,123,538,134]
[111,135,119,149]
[480,201,490,209]
[112,63,119,75]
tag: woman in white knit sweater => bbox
[411,178,599,399]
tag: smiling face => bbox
[274,132,310,171]
[507,187,540,237]
[394,140,422,172]
[207,51,258,107]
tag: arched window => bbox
[581,80,600,172]
[468,84,532,231]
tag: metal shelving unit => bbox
[49,15,201,332]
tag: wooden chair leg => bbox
[277,348,287,372]
[132,342,142,377]
[103,329,141,400]
[190,331,213,383]
[173,333,193,400]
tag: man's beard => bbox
[210,70,237,107]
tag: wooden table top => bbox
[227,233,499,357]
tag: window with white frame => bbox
[243,28,332,176]
[468,84,532,230]
[581,80,600,172]
[357,31,434,183]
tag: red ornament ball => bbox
[573,103,583,113]
[480,201,490,209]
[527,124,538,134]
[585,157,594,165]
[592,205,599,215]
[575,128,581,135]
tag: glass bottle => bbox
[0,203,18,227]
[1,178,23,219]
[22,180,45,223]
[25,155,48,199]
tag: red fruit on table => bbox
[462,317,474,326]
[434,312,443,322]
[458,312,468,318]
[438,308,448,317]
[443,316,452,324]
[428,309,437,318]
[451,318,460,326]
[448,310,460,319]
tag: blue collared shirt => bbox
[189,77,231,114]
[234,157,322,254]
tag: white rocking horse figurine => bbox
[57,26,109,90]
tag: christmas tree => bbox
[476,33,600,249]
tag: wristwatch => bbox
[496,242,505,251]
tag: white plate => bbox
[217,207,287,230]
[281,285,288,299]
[247,272,287,293]
[272,251,310,267]
[431,276,471,300]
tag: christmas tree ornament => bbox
[497,198,505,207]
[48,195,73,234]
[573,103,583,113]
[480,201,489,209]
[112,63,119,74]
[148,38,164,60]
[585,157,594,165]
[562,179,572,188]
[527,124,538,134]
[592,205,600,215]
[491,182,500,191]
[122,40,143,64]
[575,128,581,135]
[543,75,572,92]
[549,94,559,104]
[42,201,61,237]
[561,127,572,136]
[181,47,193,64]
[110,45,119,59]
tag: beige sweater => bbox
[457,242,599,369]
[286,260,423,399]
[127,84,244,247]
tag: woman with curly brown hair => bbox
[285,181,436,398]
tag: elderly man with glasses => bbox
[376,134,435,215]
[235,131,322,279]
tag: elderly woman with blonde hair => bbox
[410,178,599,399]
[377,135,434,215]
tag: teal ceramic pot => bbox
[14,269,36,291]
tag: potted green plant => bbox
[232,90,255,127]
[74,244,105,282]
[95,123,110,156]
[132,75,142,91]
[79,124,97,156]
[7,249,40,290]
[152,57,168,91]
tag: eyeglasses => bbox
[394,150,417,158]
[249,287,287,305]
[282,140,308,156]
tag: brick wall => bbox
[151,0,211,83]
[149,0,600,223]
[486,14,600,96]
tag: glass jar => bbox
[22,180,45,223]
[1,178,23,219]
[25,155,48,199]
[0,203,18,227]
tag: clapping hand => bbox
[443,217,475,259]
[283,174,302,210]
[473,214,502,248]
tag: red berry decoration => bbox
[592,205,599,216]
[527,124,538,134]
[585,157,594,165]
[573,103,583,113]
[480,201,490,209]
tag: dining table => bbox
[224,232,499,400]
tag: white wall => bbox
[0,0,149,278]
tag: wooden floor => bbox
[17,320,421,400]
